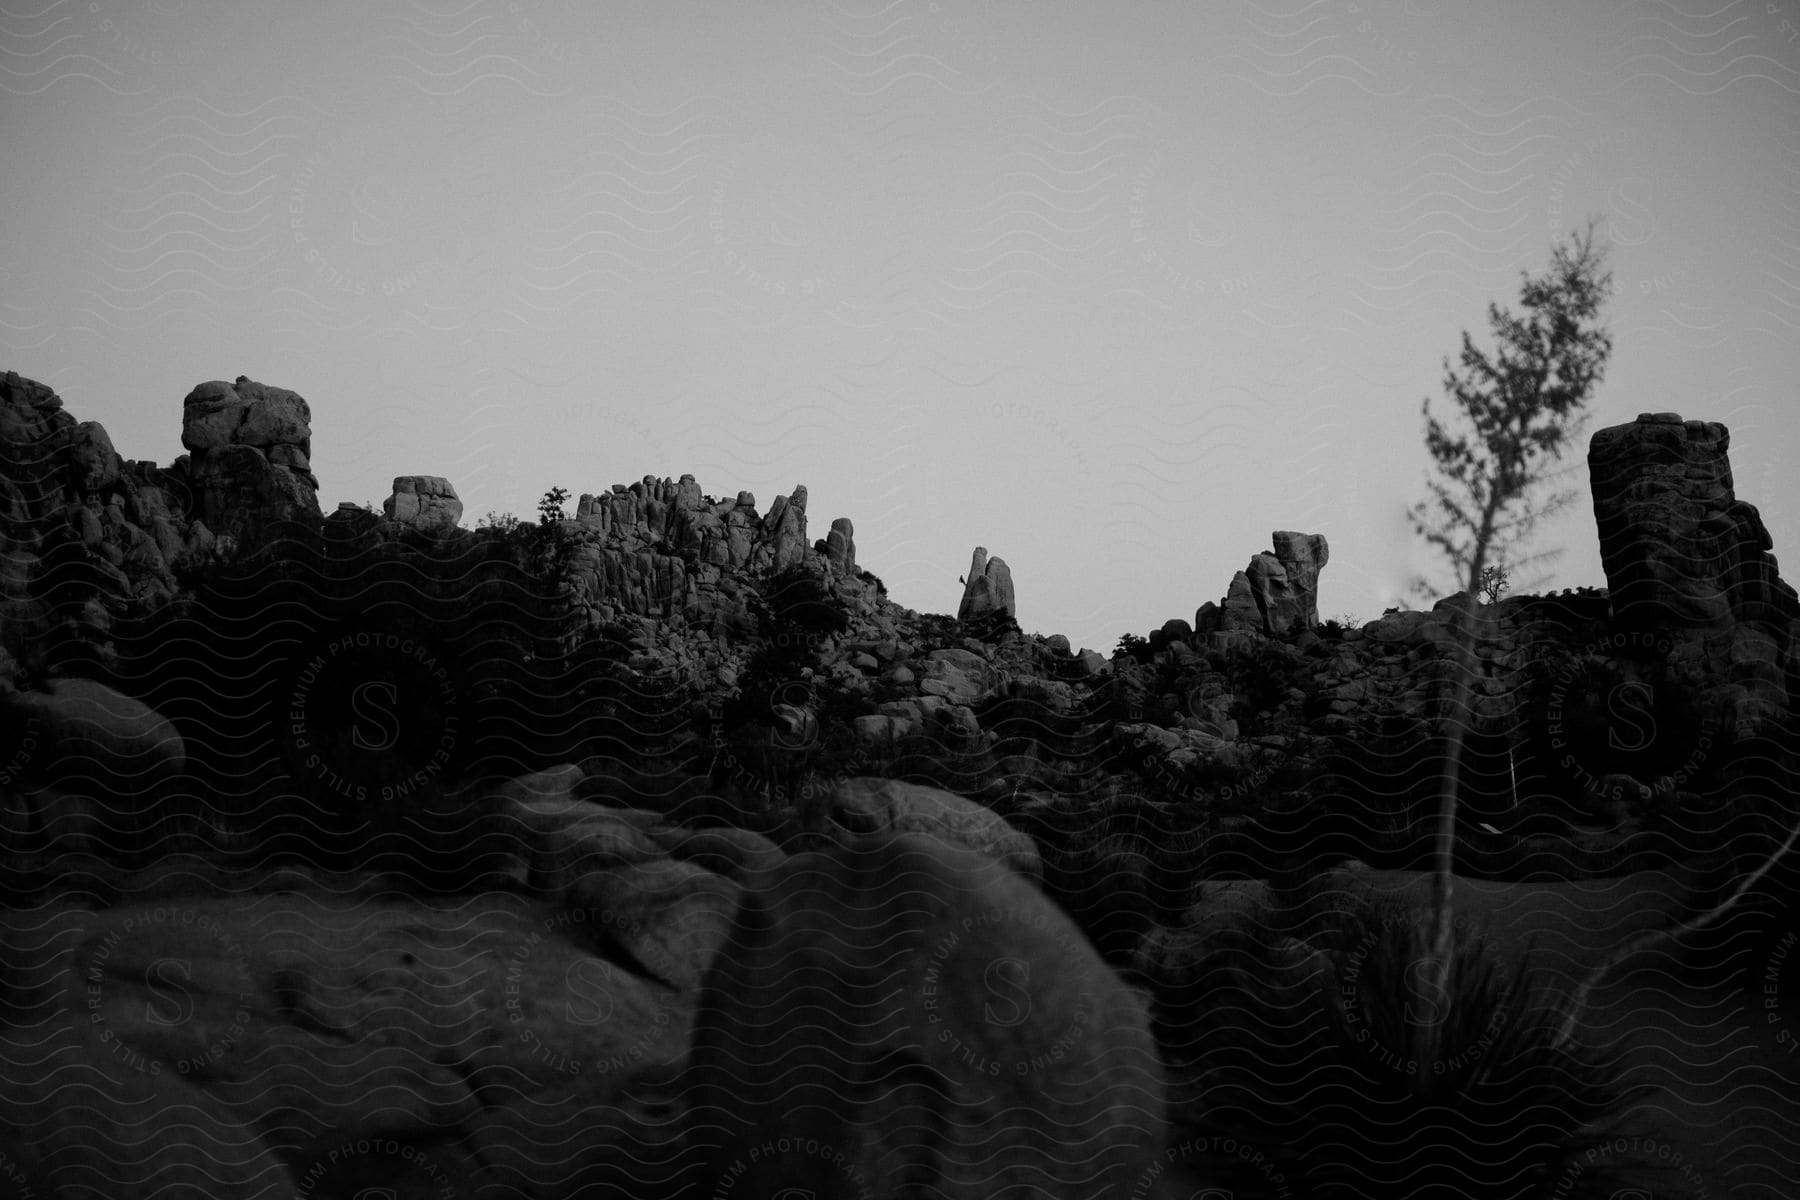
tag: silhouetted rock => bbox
[1590,412,1799,739]
[1591,412,1798,631]
[1200,530,1329,637]
[820,515,856,572]
[957,545,1015,623]
[179,376,321,547]
[383,474,462,532]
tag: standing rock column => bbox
[1590,413,1798,631]
[179,376,322,547]
[1201,531,1329,637]
[957,546,1015,623]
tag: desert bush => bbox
[1114,631,1154,664]
[1159,889,1657,1199]
[762,564,848,636]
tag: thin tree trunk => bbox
[1416,500,1499,1073]
[1416,588,1483,1073]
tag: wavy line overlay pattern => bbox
[2,0,1799,1196]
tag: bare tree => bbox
[1409,222,1614,1069]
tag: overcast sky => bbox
[4,0,1797,654]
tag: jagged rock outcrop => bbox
[765,483,808,573]
[819,515,856,573]
[0,372,216,677]
[957,545,1015,623]
[1591,413,1798,632]
[383,474,462,532]
[563,476,868,643]
[1589,413,1799,740]
[179,377,322,547]
[1196,531,1329,638]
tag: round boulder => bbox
[826,776,1041,881]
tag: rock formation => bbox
[1196,530,1329,638]
[0,677,186,854]
[560,476,874,643]
[383,474,462,532]
[818,515,856,573]
[957,545,1015,623]
[1589,412,1800,741]
[1591,412,1798,632]
[0,367,1796,1196]
[180,376,322,547]
[682,833,1169,1198]
[0,371,219,678]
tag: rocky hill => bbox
[0,371,1796,1197]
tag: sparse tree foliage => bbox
[1477,563,1511,605]
[1409,220,1614,602]
[531,486,575,583]
[1411,224,1613,1071]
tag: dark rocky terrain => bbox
[0,370,1795,1197]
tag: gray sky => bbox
[4,0,1797,654]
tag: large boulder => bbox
[0,1028,299,1199]
[957,545,1015,623]
[682,833,1170,1198]
[917,646,999,706]
[0,677,186,852]
[0,890,695,1193]
[181,377,313,453]
[825,776,1041,880]
[383,474,463,532]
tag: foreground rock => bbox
[682,833,1170,1198]
[0,1027,299,1198]
[0,677,187,854]
[825,776,1042,880]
